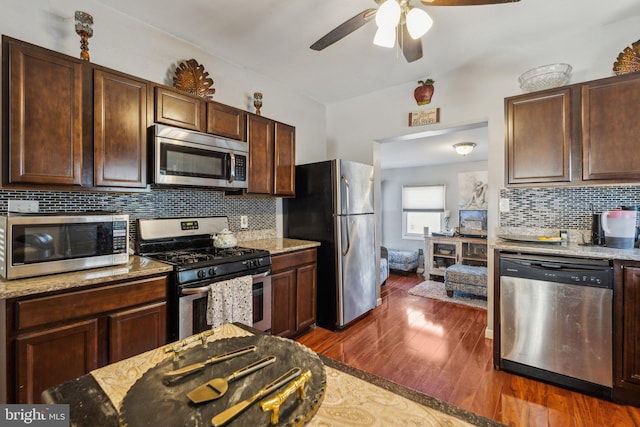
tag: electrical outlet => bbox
[499,198,510,213]
[240,215,248,229]
[8,200,39,213]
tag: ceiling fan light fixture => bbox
[375,0,401,28]
[406,8,433,39]
[453,142,476,156]
[373,26,397,48]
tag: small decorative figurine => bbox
[74,11,93,61]
[414,79,435,105]
[253,92,263,115]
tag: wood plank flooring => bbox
[295,272,640,426]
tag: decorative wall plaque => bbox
[408,108,440,127]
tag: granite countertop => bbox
[492,239,640,261]
[239,238,320,255]
[0,256,173,300]
[43,323,502,427]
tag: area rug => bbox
[408,280,487,310]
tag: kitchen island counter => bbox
[43,323,501,427]
[239,237,320,255]
[0,256,173,300]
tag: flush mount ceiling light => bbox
[453,142,476,156]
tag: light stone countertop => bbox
[239,238,320,255]
[0,256,173,300]
[492,239,640,261]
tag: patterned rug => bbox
[408,280,487,310]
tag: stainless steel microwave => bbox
[152,124,248,189]
[0,213,129,280]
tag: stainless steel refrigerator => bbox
[283,159,376,330]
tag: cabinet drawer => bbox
[16,276,167,331]
[271,249,317,273]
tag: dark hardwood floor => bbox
[296,272,640,426]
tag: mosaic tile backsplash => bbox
[0,188,276,240]
[500,185,640,231]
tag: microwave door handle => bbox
[228,152,236,183]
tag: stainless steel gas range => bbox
[136,216,271,341]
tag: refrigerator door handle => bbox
[340,175,351,256]
[341,216,350,256]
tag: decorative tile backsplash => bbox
[500,185,640,230]
[0,188,276,238]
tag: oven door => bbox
[177,272,272,340]
[252,271,272,332]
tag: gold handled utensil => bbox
[211,367,302,427]
[260,370,312,425]
[163,345,256,382]
[187,356,277,403]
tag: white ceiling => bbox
[94,0,638,168]
[94,0,640,105]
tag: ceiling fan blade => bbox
[310,8,377,51]
[401,23,423,63]
[421,0,520,5]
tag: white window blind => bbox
[402,185,445,212]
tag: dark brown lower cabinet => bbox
[6,275,168,403]
[16,319,99,403]
[271,249,317,338]
[613,261,640,407]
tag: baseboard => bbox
[484,327,493,340]
[376,297,382,307]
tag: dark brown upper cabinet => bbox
[582,74,640,181]
[245,114,296,197]
[505,72,640,187]
[207,101,247,141]
[94,68,148,188]
[153,85,205,132]
[246,113,274,195]
[4,36,84,186]
[274,122,295,197]
[3,36,150,191]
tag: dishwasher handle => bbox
[500,257,612,289]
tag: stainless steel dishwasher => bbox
[499,253,613,399]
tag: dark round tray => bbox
[119,334,326,427]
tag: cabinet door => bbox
[296,263,317,332]
[94,69,147,188]
[271,269,296,337]
[207,101,247,141]
[613,263,640,405]
[582,74,640,181]
[108,301,167,363]
[505,88,572,185]
[154,86,205,131]
[247,114,274,195]
[7,39,83,185]
[274,122,296,196]
[16,319,98,403]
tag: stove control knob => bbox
[246,260,253,268]
[208,267,216,276]
[197,269,206,279]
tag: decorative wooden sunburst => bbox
[613,39,640,76]
[173,59,216,98]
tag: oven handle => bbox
[180,271,271,296]
[181,285,212,295]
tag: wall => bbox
[0,0,328,235]
[381,161,488,252]
[327,16,640,337]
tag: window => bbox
[402,185,445,239]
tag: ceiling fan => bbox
[310,0,521,63]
